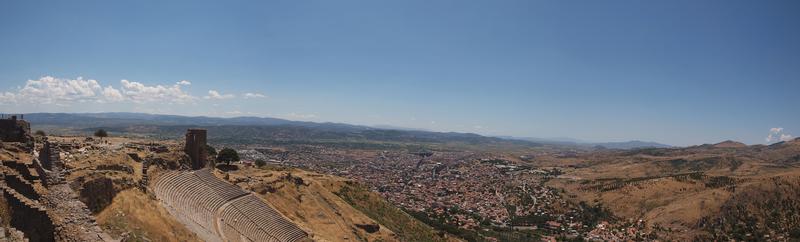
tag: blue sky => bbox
[0,0,798,146]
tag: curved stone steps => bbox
[152,169,308,242]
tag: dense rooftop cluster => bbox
[245,145,658,240]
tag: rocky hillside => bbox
[549,138,800,241]
[223,166,452,242]
[36,135,447,242]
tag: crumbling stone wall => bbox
[0,115,33,151]
[0,185,55,242]
[32,158,52,187]
[1,160,38,181]
[185,129,208,170]
[3,174,39,201]
[0,116,31,143]
[38,141,60,170]
[34,141,64,186]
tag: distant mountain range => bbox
[22,113,537,148]
[21,112,670,149]
[497,136,673,149]
[23,112,366,131]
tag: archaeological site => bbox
[0,115,314,242]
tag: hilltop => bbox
[547,138,800,240]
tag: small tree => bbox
[34,130,46,136]
[255,159,267,167]
[94,129,108,138]
[206,145,217,157]
[216,148,240,165]
[206,145,218,165]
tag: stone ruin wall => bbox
[185,129,208,169]
[34,140,64,186]
[0,184,55,242]
[0,118,112,242]
[1,160,39,182]
[3,173,39,201]
[38,141,59,170]
[0,158,56,242]
[0,115,33,151]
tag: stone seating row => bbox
[152,169,307,242]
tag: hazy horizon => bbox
[1,1,798,146]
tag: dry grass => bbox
[96,189,201,242]
[549,140,800,240]
[231,167,401,242]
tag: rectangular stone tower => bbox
[0,114,34,151]
[185,129,208,169]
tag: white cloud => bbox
[20,76,101,103]
[120,79,195,103]
[766,127,794,143]
[243,92,267,99]
[204,90,235,100]
[101,86,124,102]
[177,80,191,85]
[0,92,16,104]
[2,76,129,105]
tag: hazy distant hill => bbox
[24,112,540,148]
[24,112,361,130]
[592,140,673,149]
[500,136,672,149]
[23,112,670,149]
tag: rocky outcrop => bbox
[0,225,29,242]
[355,223,381,233]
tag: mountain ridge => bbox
[499,135,673,149]
[24,112,670,149]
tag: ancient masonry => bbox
[139,160,150,191]
[0,115,112,242]
[152,168,309,242]
[36,139,66,186]
[0,115,33,151]
[0,159,53,242]
[185,129,208,169]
